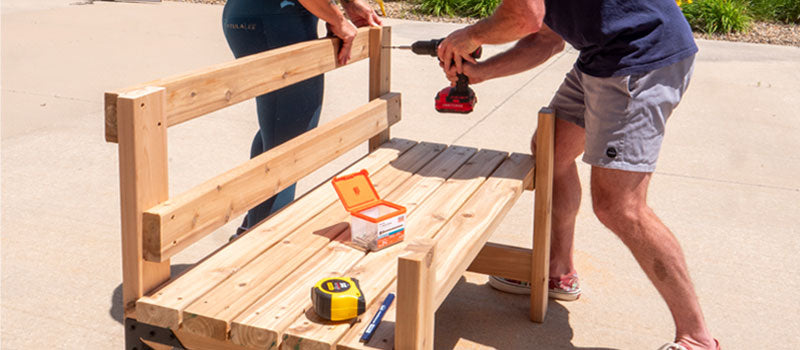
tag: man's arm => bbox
[438,0,546,73]
[443,25,564,85]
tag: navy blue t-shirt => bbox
[543,0,698,77]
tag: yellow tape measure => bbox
[311,277,366,321]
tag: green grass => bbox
[681,0,753,34]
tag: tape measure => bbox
[311,277,366,321]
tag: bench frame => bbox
[106,26,554,350]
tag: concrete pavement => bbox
[2,1,799,349]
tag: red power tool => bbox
[391,39,482,114]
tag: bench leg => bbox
[125,318,185,350]
[395,239,435,350]
[531,107,555,323]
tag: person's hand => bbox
[437,27,480,74]
[440,60,486,85]
[342,0,382,27]
[326,19,358,65]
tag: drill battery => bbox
[435,85,476,113]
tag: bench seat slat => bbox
[136,139,417,330]
[178,142,448,340]
[228,145,481,348]
[281,149,510,349]
[182,212,348,340]
[230,233,364,348]
[432,153,534,309]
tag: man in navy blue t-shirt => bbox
[438,1,719,349]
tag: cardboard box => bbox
[332,170,406,251]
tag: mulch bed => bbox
[693,21,800,47]
[168,0,799,47]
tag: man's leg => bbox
[590,167,716,349]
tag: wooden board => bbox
[227,145,477,348]
[531,107,554,322]
[466,242,533,282]
[229,232,364,349]
[395,239,435,350]
[368,26,392,152]
[433,153,534,308]
[173,329,260,350]
[142,93,401,263]
[177,143,447,340]
[116,86,171,313]
[135,139,416,329]
[105,28,372,143]
[181,214,349,339]
[280,149,508,349]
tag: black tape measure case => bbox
[311,277,366,321]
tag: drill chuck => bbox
[408,39,483,59]
[410,39,442,57]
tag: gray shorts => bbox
[550,55,695,172]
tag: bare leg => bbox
[533,117,586,278]
[590,167,715,349]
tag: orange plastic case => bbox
[332,170,406,251]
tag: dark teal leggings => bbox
[223,0,323,229]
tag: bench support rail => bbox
[467,242,533,282]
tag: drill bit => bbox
[385,45,412,50]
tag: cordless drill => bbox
[391,39,482,114]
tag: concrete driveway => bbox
[2,1,799,349]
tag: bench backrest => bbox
[106,27,395,313]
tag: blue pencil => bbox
[360,292,395,343]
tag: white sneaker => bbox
[488,276,532,294]
[487,275,582,301]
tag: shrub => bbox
[417,0,460,17]
[746,0,800,23]
[416,0,500,18]
[460,0,501,18]
[681,0,752,34]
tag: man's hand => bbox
[440,60,487,85]
[342,0,383,27]
[439,29,565,89]
[437,27,480,74]
[326,19,358,65]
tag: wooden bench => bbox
[106,26,555,350]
